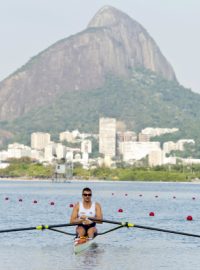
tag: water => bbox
[0,180,200,270]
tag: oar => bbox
[89,218,200,238]
[0,223,79,234]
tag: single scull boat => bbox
[1,218,200,255]
[74,236,97,254]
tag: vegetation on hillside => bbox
[1,68,200,151]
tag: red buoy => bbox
[149,212,155,217]
[118,208,123,213]
[186,215,193,221]
[69,203,74,208]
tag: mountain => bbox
[0,6,175,121]
[0,6,200,149]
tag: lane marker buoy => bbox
[186,215,193,221]
[149,212,155,217]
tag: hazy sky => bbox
[1,0,199,93]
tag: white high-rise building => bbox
[148,149,163,167]
[99,117,116,157]
[44,142,56,162]
[56,143,66,159]
[31,132,51,150]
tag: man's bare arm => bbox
[70,203,82,224]
[95,202,103,223]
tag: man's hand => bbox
[79,215,87,220]
[79,215,92,225]
[82,219,92,225]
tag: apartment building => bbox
[59,130,80,142]
[119,141,161,162]
[99,117,116,158]
[148,149,163,166]
[8,143,31,159]
[31,132,51,150]
[117,131,137,142]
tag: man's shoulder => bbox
[74,202,80,208]
[95,202,101,208]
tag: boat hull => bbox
[74,237,97,254]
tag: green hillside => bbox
[2,68,200,149]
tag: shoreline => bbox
[0,177,199,184]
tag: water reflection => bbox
[72,245,104,270]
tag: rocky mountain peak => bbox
[87,5,132,28]
[87,5,176,81]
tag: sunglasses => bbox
[83,193,92,197]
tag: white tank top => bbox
[78,201,96,218]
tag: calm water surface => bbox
[0,180,200,270]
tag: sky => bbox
[0,0,200,93]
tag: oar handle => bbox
[88,217,122,225]
[48,223,79,229]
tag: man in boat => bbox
[70,187,102,239]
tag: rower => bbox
[70,187,103,239]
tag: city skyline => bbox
[0,118,198,168]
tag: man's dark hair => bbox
[82,187,92,194]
